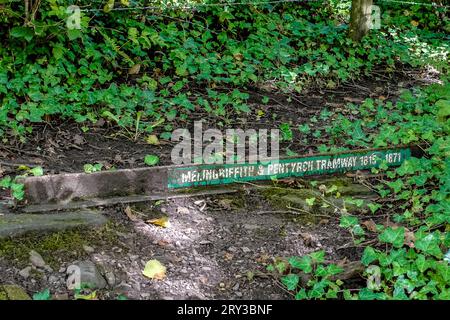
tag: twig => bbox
[337,238,377,250]
[286,205,331,218]
[0,145,51,160]
[256,210,309,215]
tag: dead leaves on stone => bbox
[124,206,139,222]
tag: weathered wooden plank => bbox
[19,146,418,211]
[22,166,168,205]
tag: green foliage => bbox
[280,123,293,142]
[269,250,344,300]
[329,82,449,300]
[0,166,41,200]
[83,163,103,174]
[273,80,450,300]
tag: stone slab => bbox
[0,211,108,238]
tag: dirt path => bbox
[0,183,365,300]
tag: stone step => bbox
[0,210,108,238]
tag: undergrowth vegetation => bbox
[269,83,450,300]
[0,0,448,140]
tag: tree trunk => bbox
[349,0,373,42]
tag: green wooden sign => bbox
[167,147,411,189]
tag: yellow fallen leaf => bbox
[146,134,160,145]
[74,291,97,300]
[411,20,419,27]
[143,260,166,280]
[147,216,170,228]
[128,63,141,75]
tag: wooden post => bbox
[349,0,374,42]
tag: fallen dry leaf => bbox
[128,63,141,75]
[343,97,363,103]
[299,232,315,247]
[405,229,416,248]
[157,240,170,247]
[147,216,170,228]
[142,259,166,280]
[256,253,270,263]
[224,252,234,261]
[74,291,97,300]
[124,206,138,221]
[362,219,378,233]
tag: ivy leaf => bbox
[288,256,312,273]
[309,250,325,263]
[309,279,327,298]
[305,197,316,207]
[436,99,450,122]
[67,29,82,40]
[436,262,450,283]
[29,166,44,177]
[379,227,405,248]
[362,246,378,266]
[0,176,12,188]
[415,254,429,273]
[415,233,442,258]
[295,288,308,300]
[281,274,299,291]
[10,27,34,41]
[386,179,404,193]
[358,288,386,300]
[275,261,287,274]
[340,215,358,228]
[144,155,160,166]
[326,264,344,276]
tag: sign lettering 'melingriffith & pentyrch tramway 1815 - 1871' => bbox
[167,148,411,189]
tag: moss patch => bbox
[0,221,125,269]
